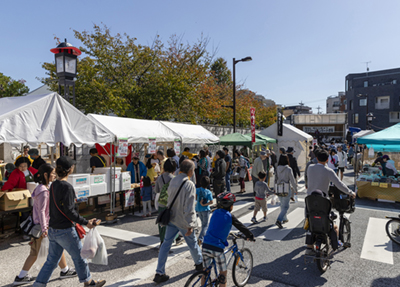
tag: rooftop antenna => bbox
[364,61,371,76]
[299,101,304,107]
[316,105,321,114]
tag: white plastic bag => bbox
[154,192,160,210]
[81,228,99,260]
[34,237,49,270]
[89,230,108,265]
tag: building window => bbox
[364,81,368,87]
[390,112,400,123]
[359,98,367,106]
[375,96,390,109]
[349,100,353,110]
[354,113,359,124]
[327,103,329,108]
[393,80,397,84]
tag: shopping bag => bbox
[154,192,160,210]
[34,237,49,270]
[81,228,99,260]
[89,228,108,265]
[125,190,135,207]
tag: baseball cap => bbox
[56,156,76,170]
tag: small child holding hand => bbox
[141,176,153,217]
[196,176,213,245]
[251,171,273,223]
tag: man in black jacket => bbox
[286,147,300,180]
[28,148,46,170]
[211,150,226,198]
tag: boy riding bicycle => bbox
[201,192,254,287]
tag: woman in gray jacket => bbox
[275,154,297,229]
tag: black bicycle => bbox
[385,214,400,245]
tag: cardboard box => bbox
[74,185,90,202]
[120,172,131,190]
[90,174,106,185]
[67,174,90,187]
[91,182,107,196]
[0,189,31,211]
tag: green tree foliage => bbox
[0,73,29,98]
[40,24,276,128]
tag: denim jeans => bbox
[33,227,91,286]
[197,211,210,242]
[156,222,203,275]
[277,195,291,222]
[225,173,231,192]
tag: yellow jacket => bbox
[182,151,197,160]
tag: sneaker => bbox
[13,275,33,286]
[175,236,184,246]
[22,235,30,241]
[251,217,257,224]
[153,273,169,283]
[60,267,77,279]
[305,248,316,256]
[282,219,289,224]
[84,279,106,287]
[195,263,203,271]
[263,216,267,221]
[275,221,283,229]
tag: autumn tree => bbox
[0,73,29,98]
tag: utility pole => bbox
[364,61,371,76]
[316,106,321,114]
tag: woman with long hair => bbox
[234,150,247,193]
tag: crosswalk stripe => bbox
[231,203,281,231]
[360,217,393,265]
[257,207,305,241]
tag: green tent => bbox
[218,133,266,148]
[357,123,400,152]
[245,132,276,143]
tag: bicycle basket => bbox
[329,186,355,214]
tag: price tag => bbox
[371,182,379,186]
[391,183,400,188]
[379,183,388,188]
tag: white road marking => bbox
[232,203,281,231]
[360,217,393,265]
[257,208,305,241]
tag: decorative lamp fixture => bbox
[50,39,81,80]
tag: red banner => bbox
[250,107,256,143]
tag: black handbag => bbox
[156,180,187,227]
[20,215,42,239]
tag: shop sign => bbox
[250,108,256,143]
[391,184,400,188]
[174,139,181,155]
[148,138,156,154]
[371,182,379,186]
[303,126,335,133]
[117,138,128,157]
[379,183,388,188]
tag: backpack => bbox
[158,176,170,206]
[242,156,250,169]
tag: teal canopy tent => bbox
[217,133,266,148]
[357,123,400,152]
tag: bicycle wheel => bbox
[342,218,351,248]
[386,219,400,246]
[316,243,329,274]
[232,248,253,287]
[184,271,212,287]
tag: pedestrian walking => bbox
[197,150,209,187]
[251,150,268,196]
[251,171,273,223]
[154,160,203,284]
[223,147,232,192]
[275,154,297,229]
[33,156,105,287]
[141,176,153,217]
[286,147,300,181]
[13,164,77,286]
[327,148,339,173]
[234,150,248,193]
[196,176,213,245]
[336,145,348,180]
[211,150,226,198]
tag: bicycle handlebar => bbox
[229,232,256,242]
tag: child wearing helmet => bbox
[201,192,254,287]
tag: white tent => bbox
[87,114,181,143]
[353,129,375,139]
[0,93,113,147]
[160,121,220,144]
[260,123,313,171]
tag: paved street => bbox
[1,167,400,287]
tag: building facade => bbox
[326,92,346,113]
[346,68,400,130]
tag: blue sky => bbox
[1,0,400,113]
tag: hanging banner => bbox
[277,108,283,136]
[250,107,256,143]
[117,138,128,157]
[148,138,157,154]
[174,139,181,155]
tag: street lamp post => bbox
[232,56,252,133]
[367,112,374,130]
[50,39,81,106]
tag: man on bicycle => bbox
[305,149,356,255]
[201,192,254,287]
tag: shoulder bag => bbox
[156,180,187,227]
[51,185,86,239]
[274,182,290,197]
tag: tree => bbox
[0,73,29,98]
[210,57,232,86]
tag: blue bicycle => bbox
[184,233,254,287]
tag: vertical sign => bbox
[250,107,256,143]
[117,138,128,157]
[148,138,156,154]
[277,108,283,136]
[174,139,181,155]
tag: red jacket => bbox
[1,167,38,191]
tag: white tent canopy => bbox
[353,129,375,139]
[0,93,114,147]
[260,123,313,171]
[161,121,220,144]
[87,114,181,143]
